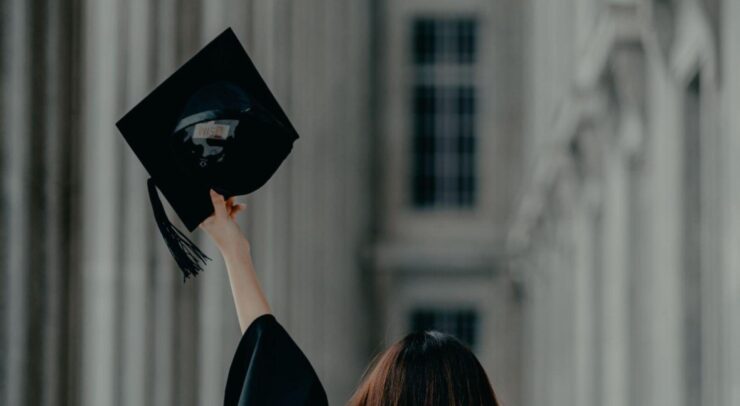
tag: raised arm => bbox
[199,190,270,333]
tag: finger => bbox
[224,196,235,212]
[229,203,247,220]
[229,211,241,221]
[227,203,244,218]
[209,189,227,217]
[227,200,245,213]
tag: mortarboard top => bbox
[116,27,298,280]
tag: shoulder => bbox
[224,314,328,406]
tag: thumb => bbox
[209,189,227,218]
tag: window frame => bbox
[380,0,497,241]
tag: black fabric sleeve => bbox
[223,314,328,406]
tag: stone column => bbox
[640,43,684,406]
[611,44,651,406]
[522,254,546,406]
[552,205,576,406]
[572,182,598,406]
[78,0,122,404]
[119,2,154,406]
[599,119,630,406]
[720,0,740,404]
[195,2,241,406]
[40,0,79,404]
[149,1,178,405]
[320,0,371,401]
[249,0,293,321]
[0,0,31,405]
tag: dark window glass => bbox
[455,19,477,64]
[413,20,437,64]
[456,86,476,206]
[412,85,437,207]
[410,307,479,348]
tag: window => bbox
[411,18,477,208]
[410,307,479,348]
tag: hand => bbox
[199,189,248,253]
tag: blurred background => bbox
[1,0,738,405]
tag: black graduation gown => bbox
[224,314,328,406]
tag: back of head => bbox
[349,331,499,406]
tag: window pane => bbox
[413,19,437,65]
[413,85,437,206]
[410,307,480,348]
[456,86,476,206]
[410,17,478,209]
[455,19,477,64]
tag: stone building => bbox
[370,0,525,404]
[0,0,527,405]
[1,0,372,405]
[512,1,740,405]
[10,0,737,406]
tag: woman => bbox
[201,190,500,406]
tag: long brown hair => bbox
[348,331,499,406]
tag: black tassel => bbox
[147,178,211,281]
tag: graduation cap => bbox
[116,28,298,280]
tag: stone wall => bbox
[0,0,372,405]
[513,1,740,405]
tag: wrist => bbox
[217,234,251,258]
